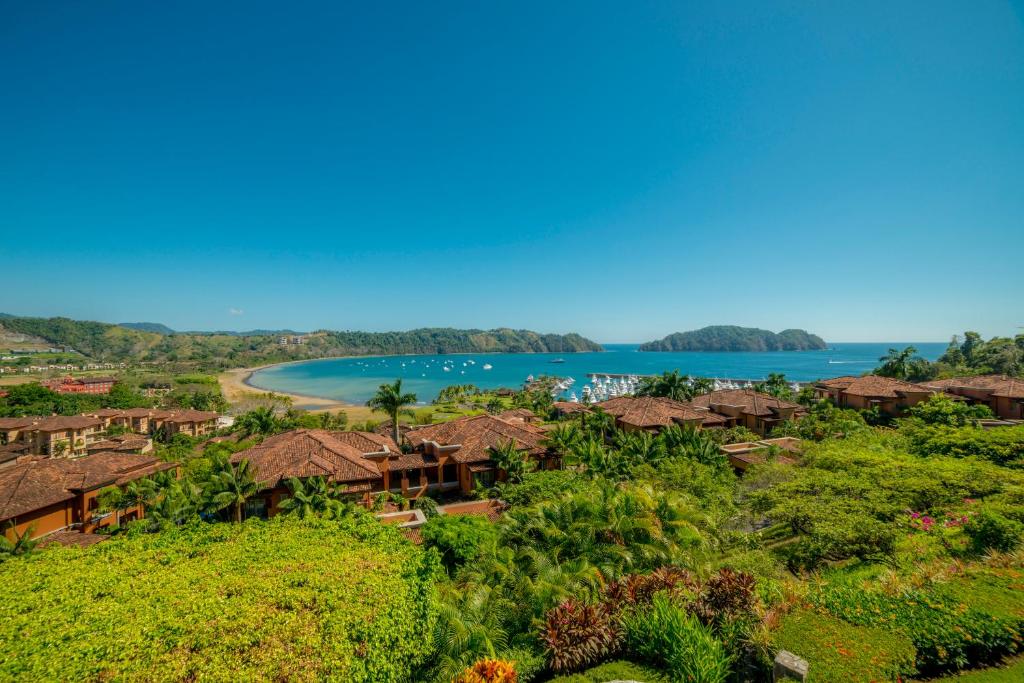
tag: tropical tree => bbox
[368,379,417,446]
[206,457,264,523]
[637,370,695,402]
[488,439,530,485]
[875,346,933,380]
[754,372,792,399]
[0,523,39,560]
[582,407,616,440]
[690,377,714,396]
[543,423,583,460]
[234,407,280,438]
[277,476,346,518]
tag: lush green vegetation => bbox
[771,609,916,682]
[0,517,438,681]
[0,316,603,369]
[546,659,668,682]
[874,331,1024,381]
[0,381,154,417]
[639,326,826,352]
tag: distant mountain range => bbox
[119,322,306,336]
[640,325,827,352]
[0,315,603,369]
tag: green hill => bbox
[639,325,827,352]
[0,316,603,368]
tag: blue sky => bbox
[1,1,1022,343]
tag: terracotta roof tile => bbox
[31,416,104,432]
[597,396,726,429]
[405,414,548,464]
[0,453,177,522]
[230,429,384,487]
[687,389,805,417]
[819,375,934,398]
[923,375,1024,399]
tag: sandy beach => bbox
[218,366,383,421]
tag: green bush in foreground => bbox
[0,516,438,682]
[420,513,499,572]
[772,608,915,682]
[622,594,731,683]
[546,659,669,682]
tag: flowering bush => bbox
[964,508,1024,554]
[455,659,518,683]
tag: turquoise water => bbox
[247,342,947,406]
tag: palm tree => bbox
[637,370,694,402]
[208,458,264,523]
[0,523,39,559]
[368,379,417,446]
[690,377,714,396]
[582,407,616,440]
[277,476,345,518]
[487,439,530,485]
[543,423,582,460]
[234,407,280,438]
[877,346,919,379]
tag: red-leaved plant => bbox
[541,599,621,673]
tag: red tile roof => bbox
[405,414,549,464]
[819,375,934,398]
[162,410,219,424]
[0,417,38,430]
[329,430,399,454]
[922,375,1024,399]
[31,416,104,432]
[0,453,177,522]
[230,429,384,487]
[687,389,805,417]
[552,401,591,414]
[597,396,726,429]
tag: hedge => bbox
[0,516,438,681]
[772,608,915,682]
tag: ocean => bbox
[246,342,948,406]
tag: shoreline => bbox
[219,365,369,415]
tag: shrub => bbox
[903,424,1024,467]
[545,659,669,682]
[420,514,499,571]
[809,584,1024,676]
[771,608,916,682]
[964,508,1024,554]
[455,658,518,683]
[542,599,621,673]
[0,517,438,681]
[497,469,590,507]
[622,594,732,683]
[908,394,994,427]
[691,568,757,626]
[415,495,440,518]
[604,566,696,610]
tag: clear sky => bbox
[2,2,1022,343]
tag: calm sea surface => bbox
[247,342,947,406]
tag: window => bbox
[244,497,268,520]
[407,470,421,489]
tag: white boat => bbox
[526,374,534,383]
[443,367,451,372]
[483,363,492,370]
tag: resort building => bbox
[814,375,935,416]
[719,437,801,472]
[40,376,117,395]
[230,429,399,518]
[21,416,105,457]
[0,452,179,541]
[85,433,153,455]
[405,414,555,493]
[552,401,591,418]
[686,389,806,436]
[920,375,1024,421]
[156,410,220,438]
[596,396,727,433]
[0,417,37,447]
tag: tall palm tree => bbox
[208,458,264,523]
[487,439,529,485]
[368,379,417,446]
[690,376,714,396]
[543,423,582,461]
[638,370,694,402]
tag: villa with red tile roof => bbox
[40,376,116,395]
[0,452,179,541]
[230,429,394,518]
[814,375,935,416]
[686,389,806,436]
[405,414,556,493]
[596,396,727,433]
[920,375,1024,421]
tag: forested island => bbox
[0,315,603,369]
[640,325,827,352]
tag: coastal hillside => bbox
[640,325,827,352]
[0,316,603,367]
